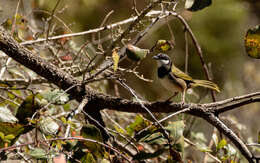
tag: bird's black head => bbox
[152,53,171,66]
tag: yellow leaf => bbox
[245,25,260,59]
[112,49,120,72]
[155,40,174,52]
[5,134,15,140]
[0,132,4,140]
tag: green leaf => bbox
[63,103,71,111]
[133,149,165,160]
[185,0,212,11]
[245,25,260,59]
[126,44,149,61]
[4,139,11,143]
[112,48,120,72]
[39,117,59,136]
[126,114,151,136]
[114,125,126,134]
[15,94,40,124]
[81,125,105,159]
[196,144,212,152]
[141,132,166,145]
[0,122,31,147]
[41,89,69,105]
[134,125,159,142]
[29,148,48,159]
[217,139,227,150]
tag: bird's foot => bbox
[180,101,185,108]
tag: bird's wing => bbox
[171,64,193,81]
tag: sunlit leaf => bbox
[212,133,218,146]
[0,106,18,123]
[39,117,59,136]
[185,0,212,11]
[4,134,15,140]
[224,144,237,157]
[0,132,5,140]
[245,25,260,59]
[196,143,212,152]
[100,159,110,163]
[126,44,149,61]
[63,103,71,111]
[114,125,126,134]
[217,139,227,150]
[41,89,69,105]
[112,48,120,72]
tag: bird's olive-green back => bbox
[171,64,193,81]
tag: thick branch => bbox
[0,27,87,102]
[0,26,258,162]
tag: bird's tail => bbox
[192,80,220,92]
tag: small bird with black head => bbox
[153,53,220,104]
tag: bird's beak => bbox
[152,55,159,60]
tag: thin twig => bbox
[174,13,216,102]
[20,10,165,45]
[65,98,89,138]
[184,30,189,74]
[29,9,72,33]
[117,78,171,143]
[0,94,20,106]
[11,0,21,35]
[46,0,62,41]
[98,10,114,50]
[132,0,140,15]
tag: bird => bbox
[152,53,220,103]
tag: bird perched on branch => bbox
[152,53,220,103]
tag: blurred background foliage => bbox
[1,0,260,162]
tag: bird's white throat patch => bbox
[159,59,170,66]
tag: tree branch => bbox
[0,24,259,162]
